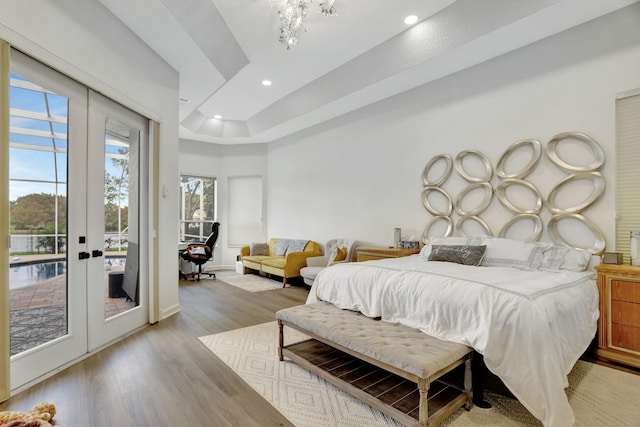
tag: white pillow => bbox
[538,245,568,271]
[538,245,592,272]
[560,247,592,271]
[480,237,552,270]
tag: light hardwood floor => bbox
[1,275,309,426]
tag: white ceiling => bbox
[98,0,638,144]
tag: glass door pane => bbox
[9,76,69,354]
[104,117,138,319]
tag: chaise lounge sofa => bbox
[240,238,321,287]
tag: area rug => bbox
[199,321,640,427]
[216,272,284,292]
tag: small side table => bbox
[594,263,640,369]
[356,246,420,262]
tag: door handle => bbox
[92,249,104,258]
[79,252,90,260]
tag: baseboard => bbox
[160,303,181,320]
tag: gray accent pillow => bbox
[428,245,487,266]
[250,242,269,256]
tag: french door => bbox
[86,91,148,350]
[7,49,148,390]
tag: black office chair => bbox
[181,222,220,281]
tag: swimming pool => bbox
[10,261,66,289]
[9,258,125,290]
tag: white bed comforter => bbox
[306,256,599,427]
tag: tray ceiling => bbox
[98,0,638,144]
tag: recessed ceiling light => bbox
[213,114,222,119]
[404,15,418,25]
[262,80,272,86]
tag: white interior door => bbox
[86,91,148,351]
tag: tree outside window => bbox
[104,147,129,250]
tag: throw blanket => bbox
[307,256,599,427]
[274,239,308,255]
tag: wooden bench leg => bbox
[282,277,287,288]
[278,320,284,361]
[464,354,473,410]
[418,378,429,426]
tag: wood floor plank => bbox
[0,275,308,426]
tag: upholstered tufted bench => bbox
[276,302,473,427]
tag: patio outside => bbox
[8,252,136,356]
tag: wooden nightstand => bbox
[594,264,640,369]
[356,246,420,262]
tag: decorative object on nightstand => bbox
[356,246,419,262]
[601,252,623,265]
[594,264,640,368]
[393,227,401,248]
[399,240,420,250]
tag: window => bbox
[228,175,264,246]
[616,91,640,262]
[179,175,217,242]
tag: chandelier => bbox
[270,0,337,49]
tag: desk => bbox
[356,246,420,262]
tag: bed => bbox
[306,236,599,427]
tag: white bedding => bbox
[306,255,599,427]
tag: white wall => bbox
[0,0,181,319]
[266,5,640,252]
[179,140,268,268]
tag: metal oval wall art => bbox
[421,154,453,187]
[421,186,454,216]
[547,213,606,255]
[546,171,605,214]
[498,213,543,242]
[455,215,492,237]
[454,150,494,183]
[421,216,453,243]
[496,139,542,179]
[496,178,543,214]
[545,132,605,173]
[455,182,494,216]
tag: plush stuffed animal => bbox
[0,402,56,427]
